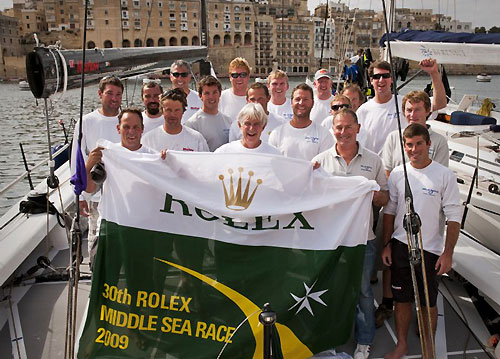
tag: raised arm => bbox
[420,58,446,112]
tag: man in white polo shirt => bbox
[313,109,388,359]
[269,83,334,161]
[142,88,209,152]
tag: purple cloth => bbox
[70,142,87,195]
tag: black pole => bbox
[461,167,478,229]
[319,1,329,69]
[259,303,277,359]
[19,143,34,191]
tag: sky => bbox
[0,0,498,30]
[307,0,500,29]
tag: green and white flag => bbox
[77,141,379,358]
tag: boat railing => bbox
[0,143,70,197]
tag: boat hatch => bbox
[450,151,465,163]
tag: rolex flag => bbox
[77,140,379,358]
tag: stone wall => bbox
[207,45,255,79]
[0,56,26,79]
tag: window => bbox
[158,1,162,7]
[105,19,109,24]
[170,22,175,29]
[104,9,108,15]
[169,3,175,9]
[159,21,163,26]
[133,0,140,8]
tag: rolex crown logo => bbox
[219,167,263,211]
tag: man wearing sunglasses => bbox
[169,60,203,124]
[219,57,251,121]
[320,94,352,131]
[355,61,404,156]
[310,69,335,125]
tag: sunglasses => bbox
[230,72,248,79]
[171,72,190,78]
[331,103,350,111]
[371,73,391,80]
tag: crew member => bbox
[375,59,448,328]
[84,107,158,264]
[71,75,123,267]
[267,69,293,121]
[341,83,365,112]
[184,76,232,151]
[320,94,352,130]
[142,88,209,152]
[310,69,335,124]
[169,60,203,123]
[216,103,281,154]
[229,82,285,143]
[313,109,388,359]
[269,83,334,161]
[382,124,461,359]
[141,80,164,133]
[219,57,251,121]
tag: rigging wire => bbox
[381,0,436,357]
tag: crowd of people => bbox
[71,56,461,359]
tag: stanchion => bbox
[259,303,277,359]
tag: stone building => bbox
[44,0,80,31]
[0,12,24,78]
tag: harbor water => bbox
[0,75,498,215]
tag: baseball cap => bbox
[314,69,332,81]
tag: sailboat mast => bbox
[319,0,329,69]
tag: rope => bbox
[8,286,22,359]
[216,309,261,359]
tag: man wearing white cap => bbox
[310,68,335,125]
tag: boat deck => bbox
[0,243,497,359]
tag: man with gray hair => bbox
[216,103,281,154]
[170,59,202,123]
